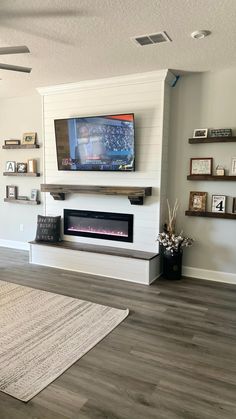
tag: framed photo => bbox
[232,198,236,213]
[17,162,27,173]
[6,161,16,172]
[4,139,20,145]
[6,185,17,199]
[231,157,236,175]
[193,128,208,138]
[189,191,207,212]
[212,195,226,213]
[22,132,36,145]
[190,158,213,175]
[209,128,232,138]
[30,189,38,201]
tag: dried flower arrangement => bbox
[157,199,194,254]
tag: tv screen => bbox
[54,113,135,171]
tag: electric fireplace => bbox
[64,209,133,242]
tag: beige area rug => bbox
[0,280,128,402]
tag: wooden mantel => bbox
[41,184,152,205]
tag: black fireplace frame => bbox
[64,209,133,242]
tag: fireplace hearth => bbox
[64,209,133,242]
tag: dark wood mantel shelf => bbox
[41,184,152,205]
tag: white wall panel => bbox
[40,71,172,252]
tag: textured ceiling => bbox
[0,0,236,99]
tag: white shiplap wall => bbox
[38,70,173,252]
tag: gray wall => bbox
[1,69,236,278]
[168,68,236,275]
[0,94,43,247]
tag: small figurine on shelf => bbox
[215,165,225,176]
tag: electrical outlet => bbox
[20,224,24,232]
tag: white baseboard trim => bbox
[0,240,29,251]
[183,265,236,285]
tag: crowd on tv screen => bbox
[77,123,134,152]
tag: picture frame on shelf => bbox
[6,161,16,172]
[232,198,236,213]
[4,139,20,145]
[22,132,36,145]
[30,189,38,201]
[189,191,207,212]
[231,157,236,175]
[209,128,232,138]
[17,162,27,173]
[212,195,226,213]
[6,185,17,199]
[190,158,213,175]
[18,196,28,201]
[193,128,208,138]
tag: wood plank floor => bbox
[0,247,236,419]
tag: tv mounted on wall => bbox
[54,113,135,171]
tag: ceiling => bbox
[0,0,236,99]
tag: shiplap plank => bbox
[44,92,163,112]
[43,81,163,105]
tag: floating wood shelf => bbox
[3,172,40,177]
[41,184,152,205]
[185,210,236,219]
[4,198,40,205]
[187,175,236,181]
[189,136,236,144]
[2,144,39,149]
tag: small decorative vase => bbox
[162,249,182,280]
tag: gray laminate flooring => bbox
[0,247,235,419]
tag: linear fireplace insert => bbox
[64,209,133,242]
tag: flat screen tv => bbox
[54,113,135,171]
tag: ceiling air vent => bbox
[132,31,172,47]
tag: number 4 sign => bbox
[212,195,226,213]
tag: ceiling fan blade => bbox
[0,46,30,55]
[0,63,31,73]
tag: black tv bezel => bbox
[54,112,135,172]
